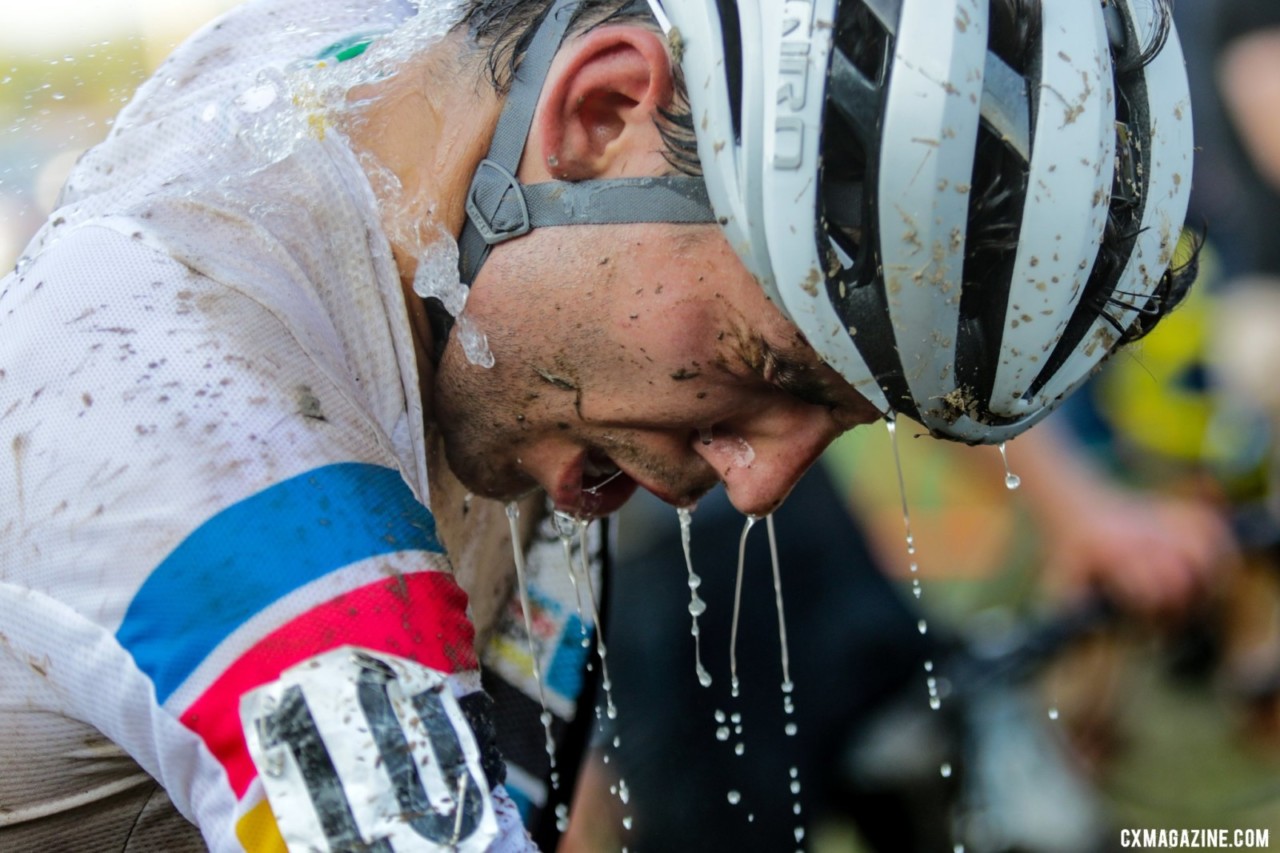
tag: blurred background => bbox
[0,0,242,272]
[3,1,1279,851]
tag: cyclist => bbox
[0,0,1196,849]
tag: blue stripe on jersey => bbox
[117,462,440,704]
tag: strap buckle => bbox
[465,158,531,246]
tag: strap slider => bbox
[465,158,532,246]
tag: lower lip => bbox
[573,471,639,518]
[555,455,640,518]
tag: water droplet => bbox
[924,660,934,672]
[731,713,742,724]
[917,619,928,635]
[734,742,745,756]
[940,763,953,778]
[789,767,799,778]
[1048,707,1060,720]
[795,827,806,843]
[730,516,757,697]
[697,666,713,688]
[785,722,798,736]
[623,816,633,830]
[912,579,922,598]
[688,598,707,617]
[555,803,570,832]
[790,780,801,795]
[998,441,1021,490]
[715,710,726,724]
[700,426,714,445]
[793,802,802,815]
[716,726,730,741]
[929,696,942,711]
[727,790,741,805]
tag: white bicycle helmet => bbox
[458,0,1195,443]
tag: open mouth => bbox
[560,449,638,518]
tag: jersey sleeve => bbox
[0,224,536,852]
[120,463,532,852]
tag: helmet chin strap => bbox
[455,0,716,289]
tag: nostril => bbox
[694,429,757,472]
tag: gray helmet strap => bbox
[456,0,715,287]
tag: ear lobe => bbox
[530,27,675,181]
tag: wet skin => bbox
[431,220,884,519]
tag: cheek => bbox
[614,298,723,370]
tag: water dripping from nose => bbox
[504,502,558,785]
[765,515,797,735]
[729,515,758,699]
[676,507,713,687]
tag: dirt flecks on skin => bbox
[670,367,702,381]
[534,367,577,392]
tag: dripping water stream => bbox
[553,511,591,648]
[729,514,758,699]
[765,515,797,735]
[886,416,923,606]
[677,507,713,687]
[576,521,618,721]
[504,503,558,784]
[765,513,805,846]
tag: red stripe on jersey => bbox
[180,570,478,797]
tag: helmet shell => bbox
[648,0,1194,443]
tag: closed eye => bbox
[761,345,842,409]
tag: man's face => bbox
[431,222,882,518]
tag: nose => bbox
[692,410,838,517]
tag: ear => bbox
[526,25,675,182]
